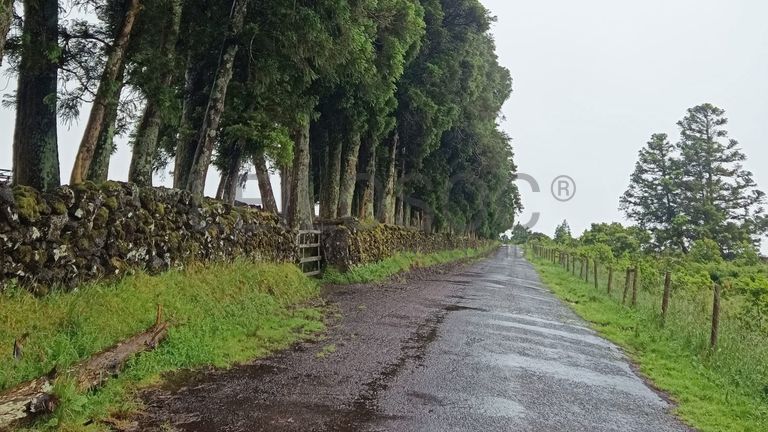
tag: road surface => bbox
[137,246,692,432]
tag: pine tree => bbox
[676,104,765,254]
[620,133,685,251]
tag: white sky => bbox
[0,0,766,250]
[482,0,768,250]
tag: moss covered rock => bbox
[0,182,299,292]
[322,219,487,271]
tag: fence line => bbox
[529,244,723,350]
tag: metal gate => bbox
[297,230,322,276]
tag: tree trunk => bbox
[404,202,411,227]
[379,131,399,224]
[217,139,243,205]
[185,0,248,198]
[128,0,182,187]
[280,163,292,218]
[358,138,376,220]
[321,138,341,219]
[12,0,60,192]
[129,102,161,187]
[87,65,126,183]
[0,0,12,65]
[221,169,241,205]
[307,154,316,219]
[288,114,312,230]
[337,132,361,217]
[215,169,228,200]
[254,150,278,214]
[174,52,210,189]
[71,0,142,184]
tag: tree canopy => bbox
[621,104,766,256]
[4,0,521,238]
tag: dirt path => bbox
[135,246,693,432]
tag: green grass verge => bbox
[529,254,768,432]
[321,245,497,285]
[2,245,496,430]
[0,261,325,431]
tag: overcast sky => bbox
[482,0,768,250]
[0,0,766,249]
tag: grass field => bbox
[529,253,768,432]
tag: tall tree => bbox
[621,104,766,255]
[13,0,60,191]
[620,133,686,251]
[253,150,278,214]
[184,0,249,198]
[70,0,142,184]
[128,0,183,187]
[288,112,312,229]
[676,104,765,253]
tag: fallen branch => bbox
[0,305,168,429]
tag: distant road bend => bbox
[138,246,693,432]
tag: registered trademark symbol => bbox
[551,175,576,202]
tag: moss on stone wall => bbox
[0,182,297,292]
[322,223,488,271]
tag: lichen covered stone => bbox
[0,182,298,292]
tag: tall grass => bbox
[0,261,324,431]
[530,252,768,432]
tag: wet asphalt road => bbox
[137,246,692,432]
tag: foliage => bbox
[620,104,766,255]
[7,0,520,237]
[508,223,532,244]
[553,219,572,244]
[689,238,724,264]
[578,222,648,258]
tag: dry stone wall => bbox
[322,223,487,271]
[0,181,297,293]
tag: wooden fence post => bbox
[584,258,590,283]
[631,267,639,307]
[593,261,598,290]
[710,282,721,349]
[622,268,632,304]
[579,259,584,278]
[661,271,672,323]
[607,267,613,294]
